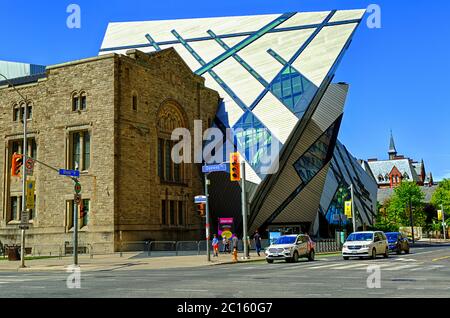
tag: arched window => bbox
[157,100,187,184]
[72,91,87,111]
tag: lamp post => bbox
[1,73,28,268]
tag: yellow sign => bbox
[26,180,35,209]
[437,210,443,221]
[345,201,352,218]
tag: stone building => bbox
[0,49,220,253]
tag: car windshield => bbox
[346,233,373,242]
[386,233,399,241]
[274,236,296,245]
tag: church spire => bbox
[388,130,397,160]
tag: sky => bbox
[1,0,449,180]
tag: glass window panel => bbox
[82,199,89,227]
[165,141,172,181]
[80,95,87,111]
[72,132,81,170]
[170,201,175,225]
[158,139,164,179]
[11,197,18,221]
[178,201,184,225]
[72,96,79,111]
[161,200,167,225]
[83,131,90,170]
[27,105,32,120]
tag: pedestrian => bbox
[212,234,219,257]
[231,235,239,251]
[222,235,228,253]
[254,230,262,256]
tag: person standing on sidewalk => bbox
[231,235,239,251]
[212,234,219,257]
[253,230,262,256]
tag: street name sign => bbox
[59,169,80,177]
[194,195,207,204]
[202,163,227,174]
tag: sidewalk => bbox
[0,252,267,272]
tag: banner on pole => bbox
[344,201,352,218]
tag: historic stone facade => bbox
[0,49,220,253]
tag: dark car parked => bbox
[385,232,410,254]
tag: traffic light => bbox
[197,203,206,217]
[11,153,23,177]
[230,152,241,181]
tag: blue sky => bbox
[1,0,449,180]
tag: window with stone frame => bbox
[72,91,87,111]
[132,94,138,111]
[69,130,91,171]
[161,199,186,226]
[66,199,90,230]
[8,196,21,222]
[157,101,186,184]
[12,102,33,122]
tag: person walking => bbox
[222,235,228,253]
[231,235,239,251]
[253,230,262,256]
[212,234,219,257]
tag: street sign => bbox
[345,201,352,218]
[25,158,34,170]
[202,163,227,174]
[26,180,35,209]
[74,182,82,194]
[21,210,29,224]
[59,169,80,177]
[194,195,207,204]
[74,194,82,205]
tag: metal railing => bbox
[315,239,341,253]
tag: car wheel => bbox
[266,259,274,264]
[343,256,349,260]
[293,251,299,263]
[371,248,377,259]
[384,248,389,258]
[308,250,315,262]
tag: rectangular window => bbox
[27,105,32,120]
[10,196,18,221]
[158,139,164,179]
[70,131,90,171]
[83,132,91,170]
[178,201,184,226]
[170,201,175,225]
[13,108,20,122]
[161,200,167,225]
[165,141,172,182]
[81,199,90,227]
[31,139,37,159]
[132,95,138,111]
[72,132,81,170]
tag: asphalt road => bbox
[1,245,449,298]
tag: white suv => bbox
[342,231,389,260]
[265,234,315,263]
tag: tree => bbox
[431,179,450,214]
[386,182,426,227]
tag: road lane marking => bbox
[432,255,450,262]
[173,289,209,292]
[308,263,348,269]
[383,264,420,271]
[332,263,370,270]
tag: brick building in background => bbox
[0,49,219,253]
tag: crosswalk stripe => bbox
[382,264,419,271]
[308,263,346,269]
[332,263,370,270]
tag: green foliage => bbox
[431,179,450,213]
[385,182,426,227]
[374,218,400,232]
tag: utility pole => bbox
[204,174,211,262]
[409,197,415,245]
[241,161,249,259]
[442,204,446,241]
[350,183,356,233]
[1,73,29,268]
